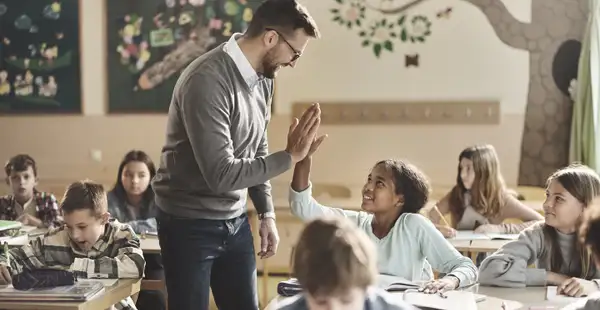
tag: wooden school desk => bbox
[0,278,141,310]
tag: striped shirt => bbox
[0,220,145,309]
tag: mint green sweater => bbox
[289,183,478,287]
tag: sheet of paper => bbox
[546,286,585,302]
[450,231,491,240]
[78,278,118,287]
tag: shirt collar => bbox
[223,33,261,88]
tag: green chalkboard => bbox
[106,0,263,113]
[0,0,82,114]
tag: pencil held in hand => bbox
[433,204,451,227]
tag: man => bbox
[151,0,322,309]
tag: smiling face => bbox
[544,179,586,233]
[260,29,309,78]
[361,163,403,214]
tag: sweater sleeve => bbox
[179,72,292,193]
[496,194,544,233]
[408,214,478,287]
[289,182,361,224]
[478,224,547,287]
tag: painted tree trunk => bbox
[462,0,588,186]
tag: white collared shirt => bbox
[223,33,261,88]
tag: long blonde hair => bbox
[448,145,506,226]
[544,164,600,279]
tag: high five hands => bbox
[285,103,327,163]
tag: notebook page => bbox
[450,231,490,240]
[546,286,586,302]
[402,290,477,310]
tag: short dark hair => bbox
[5,154,37,177]
[61,180,108,216]
[375,159,431,214]
[245,0,320,38]
[293,216,376,297]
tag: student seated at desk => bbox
[107,150,164,310]
[276,216,417,310]
[0,180,145,310]
[0,154,61,228]
[563,198,600,309]
[428,145,543,238]
[479,164,600,296]
[289,147,477,292]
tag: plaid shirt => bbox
[0,220,145,309]
[0,190,61,228]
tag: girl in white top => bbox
[289,143,477,293]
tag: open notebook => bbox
[0,280,105,302]
[450,231,520,241]
[402,290,478,310]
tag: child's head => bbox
[293,217,376,310]
[580,198,600,268]
[60,180,110,251]
[449,145,505,223]
[4,154,38,201]
[113,150,156,203]
[543,164,600,279]
[543,164,600,232]
[361,159,430,218]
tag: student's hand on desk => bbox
[258,218,279,259]
[419,276,459,294]
[558,277,597,297]
[0,265,11,285]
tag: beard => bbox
[261,50,282,79]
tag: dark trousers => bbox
[135,254,166,310]
[156,209,258,310]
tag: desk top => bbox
[0,278,141,310]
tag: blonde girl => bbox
[479,164,600,296]
[428,144,543,237]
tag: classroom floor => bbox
[207,275,285,310]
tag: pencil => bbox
[433,204,451,228]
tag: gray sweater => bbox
[479,222,600,287]
[275,287,417,310]
[152,37,292,220]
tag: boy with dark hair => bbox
[276,217,417,310]
[1,154,60,228]
[0,180,145,309]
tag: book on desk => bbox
[0,280,105,302]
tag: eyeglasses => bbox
[265,28,301,63]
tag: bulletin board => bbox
[0,0,82,114]
[105,0,263,113]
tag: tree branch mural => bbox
[330,0,449,59]
[462,0,588,186]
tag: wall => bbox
[0,0,542,196]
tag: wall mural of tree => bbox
[330,0,454,64]
[461,0,588,186]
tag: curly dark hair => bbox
[374,159,431,215]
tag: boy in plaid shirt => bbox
[0,180,146,309]
[1,154,60,228]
